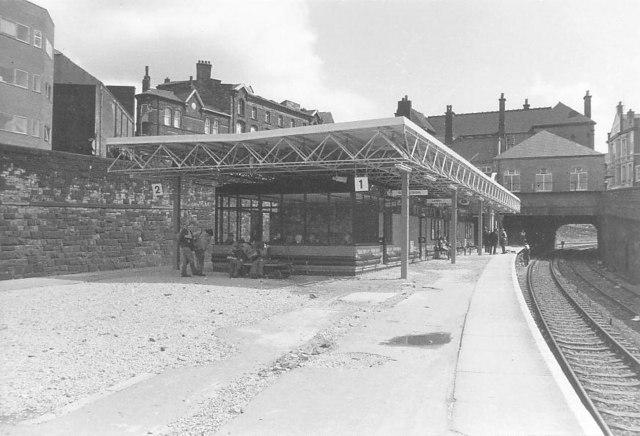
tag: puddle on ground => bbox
[381,332,451,348]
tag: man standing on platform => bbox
[178,220,199,277]
[194,228,213,276]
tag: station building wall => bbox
[0,143,214,280]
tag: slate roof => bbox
[494,130,603,160]
[409,108,436,133]
[137,88,185,105]
[427,102,594,137]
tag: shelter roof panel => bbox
[106,117,520,213]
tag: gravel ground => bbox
[0,270,333,424]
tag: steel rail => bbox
[526,259,613,436]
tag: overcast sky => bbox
[38,0,640,152]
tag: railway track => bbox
[527,258,640,435]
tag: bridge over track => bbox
[503,187,640,284]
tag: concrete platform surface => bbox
[219,253,602,436]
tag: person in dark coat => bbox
[178,221,200,277]
[489,228,498,254]
[499,228,508,254]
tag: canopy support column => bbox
[172,176,182,269]
[397,164,412,279]
[450,188,457,264]
[478,199,484,255]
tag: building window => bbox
[0,65,15,84]
[622,138,628,156]
[290,119,295,128]
[28,119,40,137]
[33,29,42,48]
[479,165,492,175]
[14,69,28,88]
[43,125,50,142]
[277,115,283,127]
[250,125,257,132]
[45,38,53,58]
[569,167,588,191]
[32,74,41,93]
[163,108,171,126]
[251,106,257,120]
[636,166,640,183]
[0,17,17,38]
[44,81,51,101]
[13,116,27,134]
[16,23,29,43]
[237,99,245,116]
[212,119,219,134]
[204,117,211,134]
[502,169,520,192]
[265,111,271,124]
[173,110,181,128]
[535,168,552,192]
[235,121,244,133]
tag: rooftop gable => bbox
[494,130,603,160]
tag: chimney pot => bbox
[164,77,170,83]
[142,66,151,92]
[395,95,412,119]
[523,98,530,110]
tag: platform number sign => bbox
[354,176,369,192]
[151,183,164,198]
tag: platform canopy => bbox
[106,117,520,213]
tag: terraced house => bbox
[607,101,639,189]
[0,0,54,150]
[136,60,333,137]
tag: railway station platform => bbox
[219,252,602,435]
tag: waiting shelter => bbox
[106,117,520,278]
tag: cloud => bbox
[38,0,377,122]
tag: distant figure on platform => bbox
[489,228,498,254]
[178,221,198,277]
[483,228,491,253]
[194,228,213,275]
[499,229,508,254]
[560,240,565,249]
[522,242,531,266]
[519,229,527,245]
[294,234,304,245]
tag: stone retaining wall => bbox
[0,143,214,280]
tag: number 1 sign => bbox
[354,176,369,192]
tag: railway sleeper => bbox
[555,338,607,347]
[572,368,637,378]
[563,350,618,360]
[560,344,611,352]
[572,361,629,370]
[598,407,640,419]
[608,419,640,434]
[591,395,640,407]
[584,378,640,387]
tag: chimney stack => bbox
[142,66,150,92]
[583,90,592,118]
[523,98,530,110]
[498,93,506,153]
[164,77,170,84]
[618,101,624,131]
[196,60,212,81]
[444,105,454,145]
[395,95,412,118]
[628,109,635,127]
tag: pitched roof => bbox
[494,130,603,160]
[427,102,594,137]
[318,112,334,124]
[138,88,185,104]
[409,108,435,133]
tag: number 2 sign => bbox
[354,176,369,192]
[151,183,164,198]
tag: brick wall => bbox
[599,187,640,283]
[0,143,214,280]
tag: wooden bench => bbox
[227,256,292,279]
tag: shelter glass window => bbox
[290,119,295,128]
[265,111,271,124]
[235,121,244,133]
[502,169,520,192]
[535,168,552,192]
[277,115,283,127]
[237,99,245,116]
[635,165,640,183]
[204,118,210,134]
[212,119,219,134]
[250,125,257,132]
[251,106,257,120]
[569,167,588,191]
